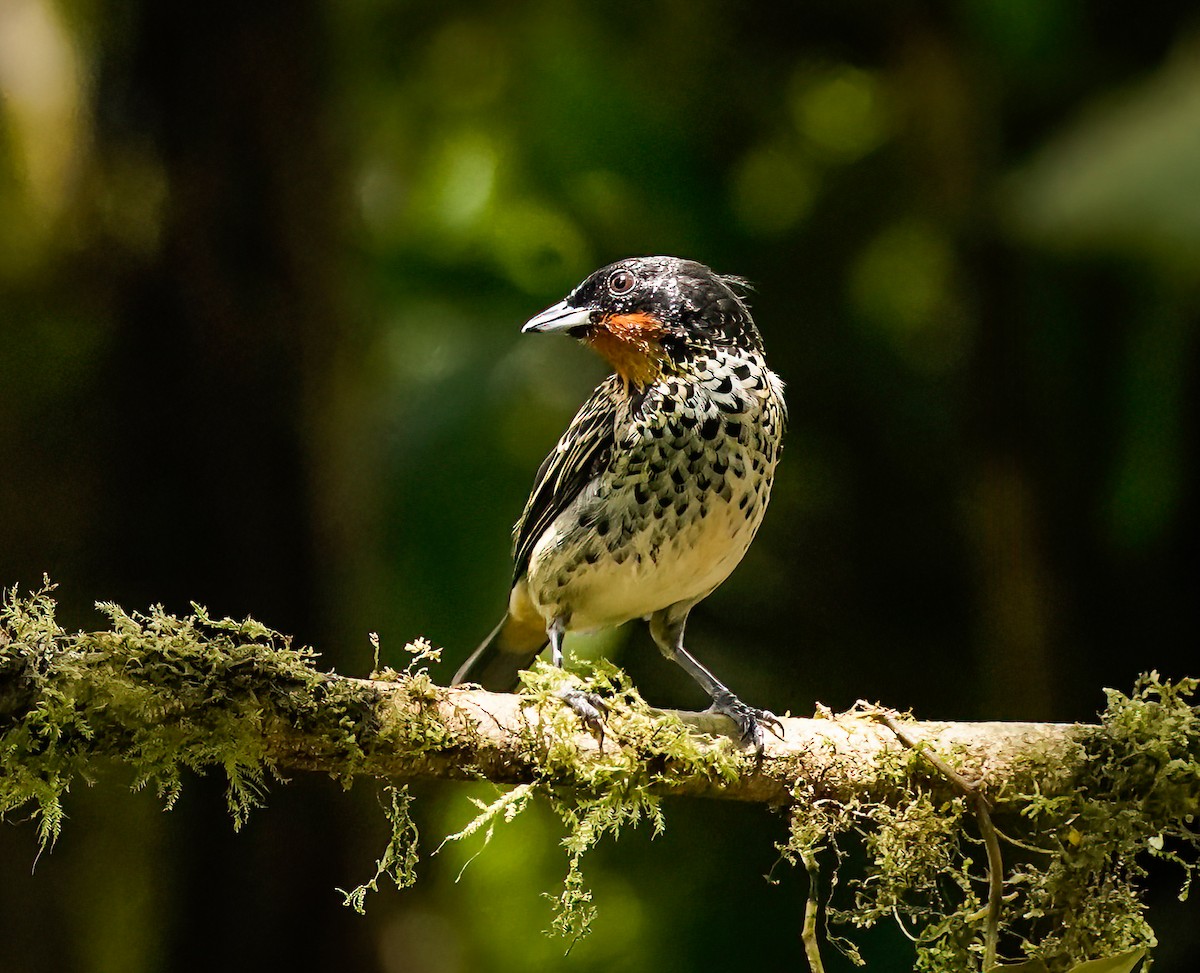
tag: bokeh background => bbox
[1,1,1197,970]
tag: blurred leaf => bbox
[791,63,891,163]
[988,960,1051,973]
[847,219,968,373]
[987,947,1145,973]
[489,199,591,295]
[0,0,82,211]
[1067,947,1147,973]
[729,143,818,236]
[1007,38,1200,273]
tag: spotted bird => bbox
[453,256,787,750]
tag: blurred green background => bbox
[1,0,1197,970]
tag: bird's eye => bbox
[607,269,635,295]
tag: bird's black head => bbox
[522,256,762,386]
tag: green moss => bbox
[0,580,375,842]
[339,784,421,913]
[777,675,1200,972]
[442,659,746,942]
[0,583,747,937]
[4,585,1199,968]
[1012,673,1200,967]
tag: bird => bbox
[453,255,787,750]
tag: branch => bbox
[0,587,1086,813]
[287,681,1088,806]
[4,589,1198,972]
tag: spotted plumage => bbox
[453,256,786,750]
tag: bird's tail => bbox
[452,611,548,691]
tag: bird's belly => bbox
[524,473,769,631]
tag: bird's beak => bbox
[521,300,594,334]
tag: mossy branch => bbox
[0,583,1085,811]
[3,584,1198,973]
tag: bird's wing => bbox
[511,379,620,583]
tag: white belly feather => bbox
[525,474,766,630]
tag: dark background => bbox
[1,1,1197,970]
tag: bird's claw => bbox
[555,688,609,749]
[708,692,783,758]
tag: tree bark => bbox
[275,676,1086,806]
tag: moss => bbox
[0,583,747,936]
[339,784,421,913]
[4,584,1199,968]
[777,675,1200,972]
[1011,673,1200,968]
[0,581,410,841]
[441,659,746,942]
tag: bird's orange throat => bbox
[587,312,670,389]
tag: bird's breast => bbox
[524,355,784,631]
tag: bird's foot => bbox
[555,688,609,749]
[707,691,783,757]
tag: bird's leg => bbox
[649,607,783,756]
[548,619,608,743]
[549,619,565,668]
